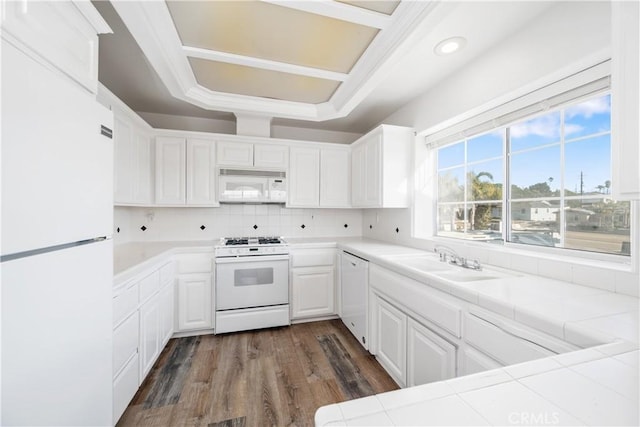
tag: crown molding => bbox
[261,0,392,29]
[110,0,437,122]
[183,46,349,82]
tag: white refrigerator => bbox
[1,39,114,426]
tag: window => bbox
[435,93,631,257]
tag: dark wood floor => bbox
[117,319,399,427]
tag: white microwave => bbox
[218,169,286,203]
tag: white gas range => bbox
[214,236,290,334]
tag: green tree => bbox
[468,171,502,230]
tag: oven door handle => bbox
[215,254,290,264]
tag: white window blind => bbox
[425,60,611,148]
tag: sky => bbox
[438,94,612,197]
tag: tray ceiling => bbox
[109,0,435,121]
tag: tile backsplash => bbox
[114,205,363,243]
[114,205,638,297]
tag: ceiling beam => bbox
[183,46,349,82]
[261,0,392,29]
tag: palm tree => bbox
[468,171,502,231]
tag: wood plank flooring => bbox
[117,320,399,427]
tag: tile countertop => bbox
[307,238,639,427]
[113,240,216,287]
[113,237,639,425]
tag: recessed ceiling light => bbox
[434,37,467,56]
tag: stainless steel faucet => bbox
[434,245,482,271]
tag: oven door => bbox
[215,255,289,310]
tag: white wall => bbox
[383,1,611,133]
[114,205,362,244]
[362,2,639,297]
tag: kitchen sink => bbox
[385,254,454,273]
[433,269,511,283]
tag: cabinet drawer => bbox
[113,281,138,327]
[113,311,139,377]
[113,353,139,424]
[159,261,175,285]
[291,249,335,268]
[463,312,555,366]
[175,254,213,274]
[139,270,160,303]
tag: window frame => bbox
[432,90,632,260]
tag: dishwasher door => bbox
[340,251,369,349]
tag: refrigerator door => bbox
[1,39,113,256]
[1,239,113,426]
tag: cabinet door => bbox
[114,117,152,205]
[612,1,640,199]
[364,135,382,206]
[133,129,153,204]
[177,274,213,331]
[155,137,186,205]
[288,147,320,207]
[254,144,289,169]
[113,116,135,204]
[351,143,365,207]
[217,141,253,167]
[375,297,406,387]
[320,148,350,207]
[159,283,174,347]
[186,139,217,205]
[407,318,456,387]
[459,347,502,376]
[139,295,160,380]
[291,266,335,319]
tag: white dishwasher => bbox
[340,251,369,349]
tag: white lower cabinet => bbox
[112,260,175,424]
[139,294,161,380]
[374,296,407,387]
[291,266,335,319]
[112,310,139,422]
[177,274,213,331]
[112,353,139,423]
[407,318,456,387]
[458,347,502,376]
[290,248,336,321]
[159,281,175,346]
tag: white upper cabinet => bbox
[320,148,350,208]
[289,146,351,208]
[217,140,288,169]
[351,125,413,208]
[254,144,289,169]
[612,1,640,200]
[288,147,320,207]
[216,141,253,167]
[114,112,153,206]
[155,137,186,205]
[156,136,218,206]
[186,139,217,206]
[1,1,110,94]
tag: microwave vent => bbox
[219,169,285,178]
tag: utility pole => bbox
[580,171,584,195]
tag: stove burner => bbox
[225,238,249,246]
[259,237,282,245]
[223,236,283,246]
